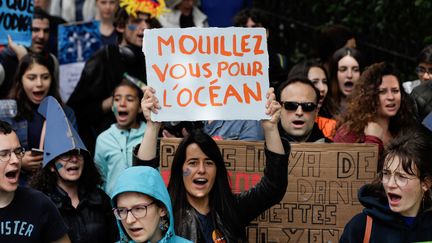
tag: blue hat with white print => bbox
[38,96,88,167]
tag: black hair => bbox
[277,77,320,105]
[233,8,269,29]
[167,129,242,238]
[33,7,50,21]
[417,45,432,64]
[113,79,144,100]
[0,120,13,135]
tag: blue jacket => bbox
[203,120,264,141]
[111,166,192,243]
[94,122,146,195]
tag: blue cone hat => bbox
[38,96,88,167]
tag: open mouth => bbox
[385,103,396,108]
[129,227,143,233]
[5,170,18,179]
[293,120,305,126]
[32,91,46,100]
[66,166,79,172]
[118,111,129,117]
[388,192,402,203]
[193,178,208,185]
[344,81,354,88]
[137,34,144,39]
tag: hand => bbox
[102,96,113,113]
[364,121,384,140]
[21,151,43,172]
[8,35,27,60]
[141,86,161,128]
[261,87,281,130]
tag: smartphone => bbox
[31,148,44,156]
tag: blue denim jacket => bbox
[203,120,264,141]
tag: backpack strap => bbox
[363,215,373,243]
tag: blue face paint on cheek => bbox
[112,103,118,116]
[183,168,191,177]
[55,163,64,171]
[127,24,138,31]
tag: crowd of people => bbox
[1,0,432,242]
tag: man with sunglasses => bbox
[0,120,70,242]
[277,77,332,143]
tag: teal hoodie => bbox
[111,166,192,243]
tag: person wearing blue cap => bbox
[0,120,71,243]
[111,166,192,243]
[30,96,118,243]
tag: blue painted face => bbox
[183,168,191,177]
[55,162,64,171]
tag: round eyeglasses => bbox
[58,149,83,162]
[0,147,25,162]
[415,66,432,76]
[113,202,155,220]
[380,170,417,187]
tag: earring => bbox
[159,218,168,231]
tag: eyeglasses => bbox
[415,66,432,76]
[0,147,25,162]
[280,101,317,112]
[58,149,82,162]
[380,170,417,187]
[113,202,155,220]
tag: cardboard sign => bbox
[160,139,378,243]
[0,1,33,46]
[58,21,101,102]
[143,27,269,122]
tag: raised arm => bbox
[137,86,162,161]
[261,87,284,154]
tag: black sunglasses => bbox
[281,101,317,112]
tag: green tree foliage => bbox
[254,0,432,80]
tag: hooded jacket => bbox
[340,184,432,243]
[111,166,192,243]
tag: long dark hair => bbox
[167,129,242,237]
[9,53,62,121]
[30,150,102,194]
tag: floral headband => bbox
[119,0,168,18]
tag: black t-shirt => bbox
[0,187,68,242]
[180,14,195,28]
[197,212,214,243]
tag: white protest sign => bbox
[143,27,269,121]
